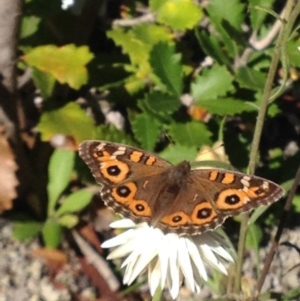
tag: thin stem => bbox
[233,0,297,294]
[257,165,300,292]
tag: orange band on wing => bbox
[191,202,218,225]
[161,212,190,227]
[93,150,112,162]
[221,173,235,184]
[111,182,137,204]
[209,171,219,181]
[100,161,129,183]
[216,189,250,210]
[128,200,151,217]
[145,156,156,166]
[130,151,143,163]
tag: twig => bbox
[113,12,156,27]
[249,9,285,50]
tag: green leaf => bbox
[13,220,42,241]
[206,0,245,30]
[107,25,171,71]
[47,149,75,213]
[249,206,270,225]
[246,223,263,249]
[192,65,234,101]
[150,42,183,96]
[235,66,266,91]
[169,121,211,147]
[267,103,281,117]
[287,40,300,68]
[58,214,79,228]
[42,219,63,249]
[249,0,276,30]
[133,24,172,45]
[95,125,136,145]
[195,29,231,67]
[293,195,300,212]
[57,189,93,216]
[20,15,41,39]
[197,98,256,115]
[31,67,56,98]
[159,145,198,165]
[107,28,150,67]
[144,91,181,113]
[23,44,94,90]
[37,102,96,144]
[206,0,245,57]
[151,0,203,30]
[132,113,161,150]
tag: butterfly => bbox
[79,140,284,235]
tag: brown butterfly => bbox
[79,140,284,235]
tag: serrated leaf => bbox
[169,121,211,147]
[37,102,96,144]
[132,113,161,150]
[107,25,172,84]
[235,66,265,91]
[151,0,203,30]
[192,65,234,101]
[42,219,62,249]
[144,91,181,113]
[107,28,150,67]
[197,98,256,115]
[150,42,183,96]
[133,24,172,45]
[23,44,94,89]
[206,0,245,57]
[47,149,75,213]
[13,220,42,241]
[206,0,245,30]
[57,189,93,216]
[249,0,276,30]
[159,145,198,164]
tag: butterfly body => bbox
[79,140,284,235]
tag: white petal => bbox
[186,237,207,281]
[200,244,228,275]
[122,228,163,285]
[178,238,195,291]
[102,229,137,248]
[148,259,161,296]
[157,237,169,288]
[107,239,138,260]
[109,218,136,228]
[123,240,159,285]
[167,235,180,299]
[210,245,234,262]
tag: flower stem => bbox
[233,0,297,294]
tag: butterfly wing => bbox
[154,168,284,235]
[79,141,284,236]
[79,140,172,223]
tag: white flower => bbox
[102,219,234,299]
